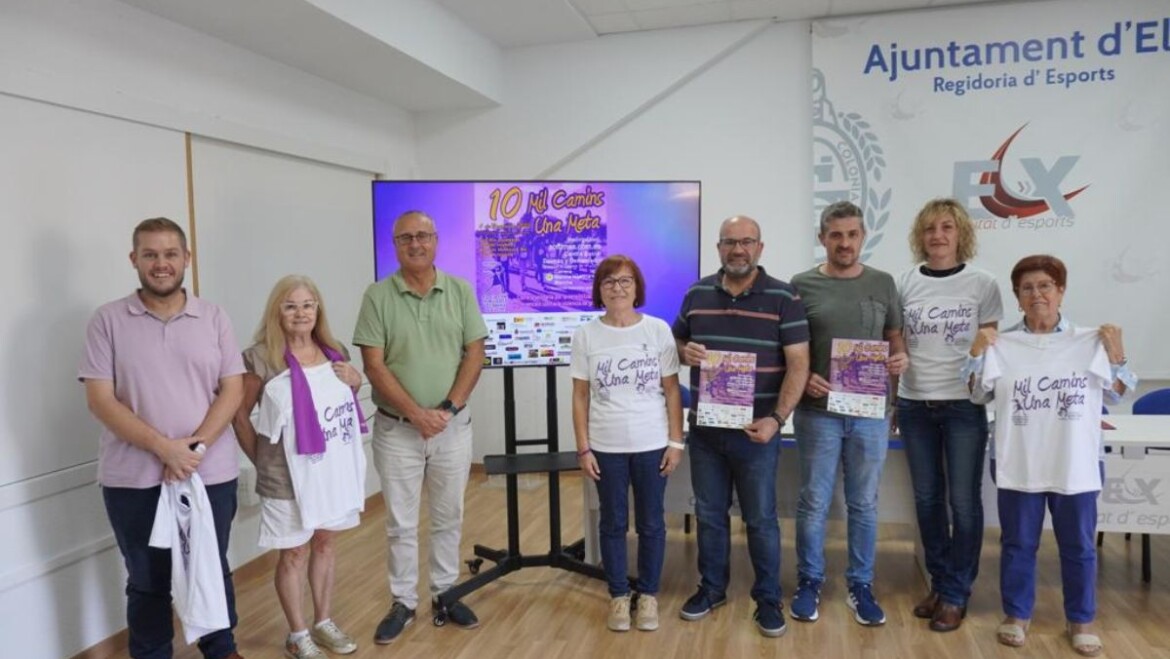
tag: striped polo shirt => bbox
[672,267,810,418]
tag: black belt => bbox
[377,408,411,424]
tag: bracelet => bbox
[576,447,592,457]
[667,440,686,450]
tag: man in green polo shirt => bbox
[353,210,488,645]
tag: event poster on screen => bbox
[472,185,606,315]
[372,181,700,368]
[696,350,756,428]
[826,338,889,419]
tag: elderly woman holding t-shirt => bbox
[233,275,367,659]
[967,254,1136,658]
[571,254,684,634]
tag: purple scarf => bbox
[284,342,369,455]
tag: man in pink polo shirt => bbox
[79,217,246,659]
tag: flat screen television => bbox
[372,180,701,367]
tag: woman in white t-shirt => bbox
[233,275,366,659]
[895,198,1002,632]
[968,255,1135,658]
[570,255,684,634]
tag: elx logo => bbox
[953,124,1090,219]
[1102,476,1161,506]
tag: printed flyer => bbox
[827,338,889,419]
[697,350,756,428]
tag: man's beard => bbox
[723,260,754,278]
[139,271,185,298]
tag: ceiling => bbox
[117,0,1040,112]
[436,0,1020,47]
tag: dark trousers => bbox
[998,487,1098,623]
[898,398,989,606]
[593,448,668,597]
[103,480,239,659]
[689,426,782,605]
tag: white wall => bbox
[0,0,414,174]
[416,20,818,459]
[0,2,415,657]
[0,95,189,659]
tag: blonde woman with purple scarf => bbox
[233,275,368,659]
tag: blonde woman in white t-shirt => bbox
[233,275,364,659]
[895,199,1003,633]
[570,255,684,634]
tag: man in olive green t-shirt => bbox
[353,210,488,644]
[786,201,907,628]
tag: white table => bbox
[1098,414,1170,535]
[1102,414,1170,453]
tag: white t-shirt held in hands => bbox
[256,362,367,529]
[978,328,1111,494]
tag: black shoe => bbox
[754,601,788,638]
[445,600,480,629]
[374,602,415,644]
[679,587,727,621]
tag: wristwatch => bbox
[439,399,464,415]
[768,411,786,427]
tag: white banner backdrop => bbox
[812,0,1170,377]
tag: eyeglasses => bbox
[1019,281,1058,297]
[601,276,635,290]
[718,237,759,249]
[394,231,436,246]
[280,301,319,314]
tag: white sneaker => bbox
[608,595,631,632]
[284,634,326,659]
[635,594,659,631]
[311,620,358,654]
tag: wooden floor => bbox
[97,471,1169,659]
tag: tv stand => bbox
[432,365,604,625]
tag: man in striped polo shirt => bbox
[673,215,810,638]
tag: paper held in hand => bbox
[697,350,756,428]
[826,338,889,419]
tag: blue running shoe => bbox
[847,583,886,626]
[790,578,822,622]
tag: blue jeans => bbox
[593,448,668,597]
[897,397,988,606]
[689,426,782,605]
[103,481,239,659]
[998,487,1098,623]
[794,408,888,586]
